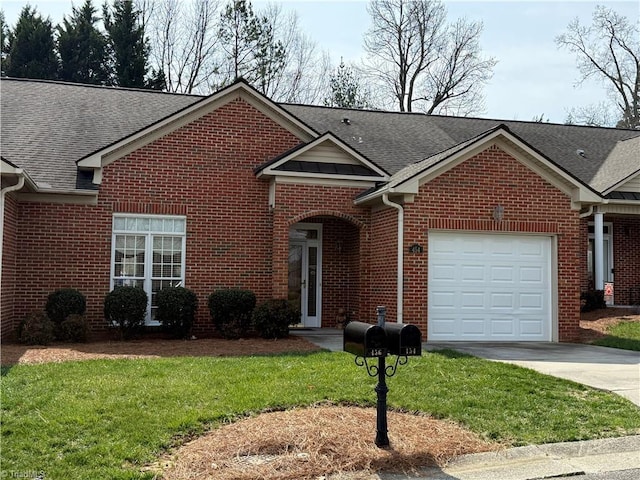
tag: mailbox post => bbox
[343,306,422,448]
[374,306,389,447]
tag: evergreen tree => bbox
[324,60,371,109]
[1,11,9,76]
[4,6,58,79]
[218,0,285,93]
[103,0,148,88]
[57,0,110,84]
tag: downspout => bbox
[0,172,26,313]
[382,193,404,324]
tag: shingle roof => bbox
[283,104,640,192]
[2,78,639,195]
[1,78,203,190]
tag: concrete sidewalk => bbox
[379,435,640,480]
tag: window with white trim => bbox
[111,215,186,325]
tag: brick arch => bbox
[287,210,366,229]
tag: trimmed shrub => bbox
[46,288,86,324]
[18,311,55,345]
[58,314,89,343]
[156,287,198,338]
[252,299,299,339]
[104,286,148,339]
[581,290,606,312]
[208,289,256,339]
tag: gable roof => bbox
[2,78,639,200]
[283,104,640,194]
[255,132,389,182]
[76,79,317,178]
[356,124,602,207]
[1,78,203,192]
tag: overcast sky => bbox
[3,0,639,124]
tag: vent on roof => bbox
[576,149,586,158]
[342,118,351,125]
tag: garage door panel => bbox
[461,292,485,308]
[431,264,457,282]
[461,319,485,335]
[428,232,552,342]
[490,319,515,336]
[461,265,485,281]
[490,293,514,308]
[519,293,543,309]
[519,266,544,283]
[430,291,457,308]
[490,266,514,282]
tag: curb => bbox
[378,435,640,480]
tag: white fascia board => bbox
[260,133,389,180]
[77,82,317,174]
[602,169,640,196]
[273,174,379,188]
[597,201,640,215]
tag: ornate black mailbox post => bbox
[343,306,422,447]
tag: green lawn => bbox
[2,350,639,479]
[593,320,640,351]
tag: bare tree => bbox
[362,0,496,115]
[259,4,331,104]
[147,0,219,93]
[556,5,639,128]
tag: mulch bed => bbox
[152,405,500,480]
[0,336,320,366]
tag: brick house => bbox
[1,78,639,342]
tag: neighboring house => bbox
[1,78,639,343]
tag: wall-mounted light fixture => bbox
[336,240,343,254]
[493,204,504,222]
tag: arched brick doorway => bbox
[288,214,363,328]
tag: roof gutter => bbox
[0,171,26,296]
[382,193,403,324]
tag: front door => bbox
[288,224,322,327]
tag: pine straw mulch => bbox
[151,405,500,480]
[578,307,640,342]
[0,336,321,366]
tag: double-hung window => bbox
[111,214,186,325]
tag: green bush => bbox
[58,314,89,343]
[18,311,55,345]
[46,288,86,324]
[208,289,256,339]
[252,299,299,339]
[581,290,606,312]
[156,287,198,338]
[104,286,148,339]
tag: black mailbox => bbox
[383,323,422,356]
[344,321,387,358]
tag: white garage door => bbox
[428,232,552,341]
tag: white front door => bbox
[288,224,322,327]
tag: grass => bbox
[2,350,640,479]
[592,320,640,351]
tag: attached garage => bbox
[428,232,554,341]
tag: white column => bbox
[594,212,604,290]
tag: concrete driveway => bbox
[425,342,640,406]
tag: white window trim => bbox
[111,214,187,326]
